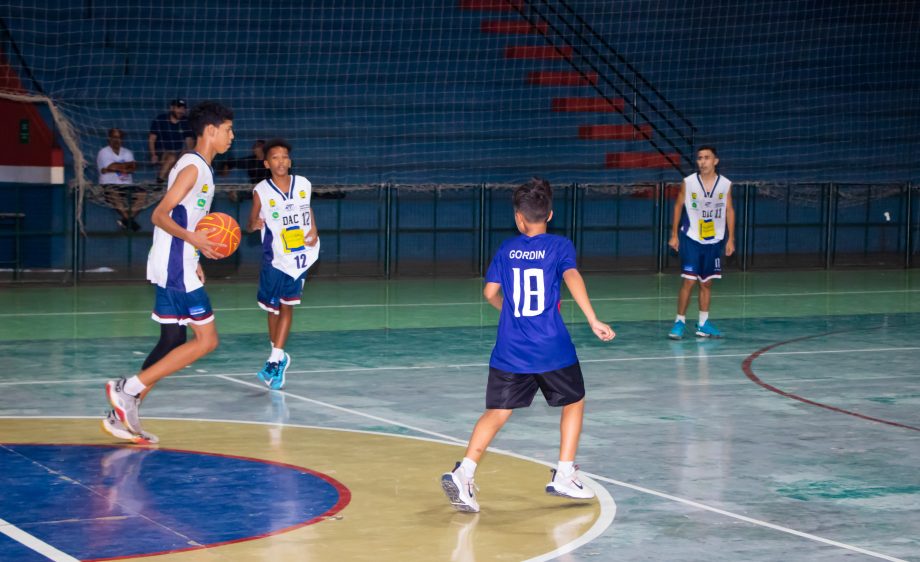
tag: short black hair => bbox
[188,101,234,137]
[697,145,718,158]
[262,138,292,160]
[513,177,553,223]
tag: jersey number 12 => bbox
[512,267,545,317]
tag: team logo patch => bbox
[299,190,306,199]
[719,193,724,199]
[272,211,280,219]
[201,184,209,193]
[691,192,697,199]
[269,199,277,207]
[691,202,697,209]
[197,198,206,208]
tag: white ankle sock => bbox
[699,311,709,325]
[460,457,478,479]
[269,347,284,362]
[676,314,686,323]
[124,376,146,397]
[557,460,575,476]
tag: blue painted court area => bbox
[0,444,348,561]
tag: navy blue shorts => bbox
[151,286,214,326]
[257,264,306,314]
[486,362,585,409]
[680,235,724,282]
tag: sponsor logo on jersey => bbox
[201,184,209,193]
[272,211,280,219]
[284,203,295,212]
[269,199,276,207]
[197,198,206,208]
[299,190,306,199]
[691,192,697,199]
[691,202,697,209]
[719,193,724,199]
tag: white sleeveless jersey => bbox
[682,173,731,244]
[146,153,215,291]
[253,175,320,279]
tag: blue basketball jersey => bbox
[486,233,578,373]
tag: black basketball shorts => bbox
[485,362,585,410]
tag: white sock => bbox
[699,311,709,325]
[460,457,478,479]
[269,347,284,363]
[557,460,575,476]
[124,376,146,397]
[676,314,686,323]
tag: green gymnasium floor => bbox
[1,270,918,561]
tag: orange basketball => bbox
[195,212,241,258]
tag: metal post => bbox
[478,183,486,277]
[905,182,913,269]
[741,183,750,272]
[570,183,578,251]
[72,185,80,285]
[384,182,392,279]
[656,181,666,273]
[824,183,836,269]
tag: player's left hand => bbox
[725,239,735,256]
[305,230,319,247]
[590,320,616,342]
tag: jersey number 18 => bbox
[512,267,545,317]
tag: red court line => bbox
[741,333,920,432]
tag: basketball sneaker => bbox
[105,378,144,435]
[441,462,480,513]
[270,353,290,391]
[695,320,722,338]
[546,467,595,500]
[257,361,274,387]
[101,410,159,444]
[668,320,686,340]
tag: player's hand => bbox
[668,234,679,252]
[725,239,735,256]
[189,228,226,260]
[248,218,265,233]
[305,230,319,247]
[590,319,616,342]
[196,263,206,284]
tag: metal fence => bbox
[0,182,916,284]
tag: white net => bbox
[1,0,917,195]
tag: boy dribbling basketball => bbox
[102,101,234,443]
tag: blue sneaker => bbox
[695,320,722,338]
[270,353,290,390]
[668,320,686,340]
[257,361,275,387]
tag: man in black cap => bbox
[148,98,194,183]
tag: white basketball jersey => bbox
[253,175,320,279]
[147,153,216,291]
[682,173,731,244]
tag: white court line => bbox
[0,345,917,388]
[2,287,919,318]
[224,375,908,562]
[0,517,80,562]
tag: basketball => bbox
[195,212,241,258]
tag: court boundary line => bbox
[0,415,615,562]
[1,345,917,388]
[742,334,920,432]
[214,376,908,562]
[0,516,81,562]
[2,287,918,318]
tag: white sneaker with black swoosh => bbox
[546,467,595,500]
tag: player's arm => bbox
[247,192,264,233]
[724,188,736,256]
[563,268,615,341]
[483,282,502,311]
[150,165,223,259]
[305,207,318,246]
[668,181,686,252]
